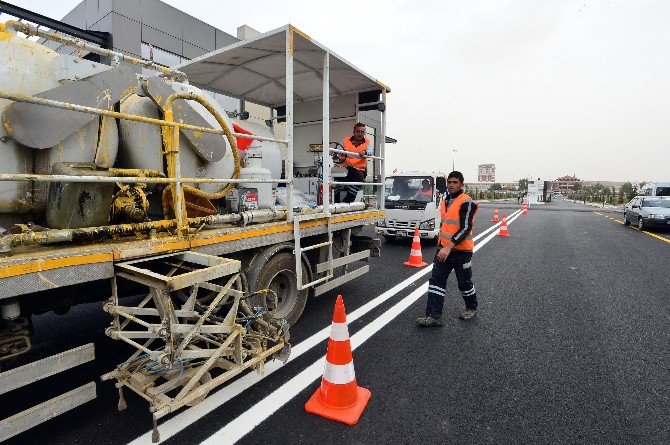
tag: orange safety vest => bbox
[342,137,370,171]
[438,192,477,252]
[418,187,433,198]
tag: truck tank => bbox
[0,25,122,218]
[0,25,57,219]
[118,87,236,196]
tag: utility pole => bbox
[452,149,457,171]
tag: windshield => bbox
[642,199,670,208]
[385,176,434,209]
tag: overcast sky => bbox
[7,0,670,182]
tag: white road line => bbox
[203,283,429,445]
[128,208,521,444]
[201,207,524,445]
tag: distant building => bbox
[553,175,582,194]
[528,178,552,204]
[478,164,496,183]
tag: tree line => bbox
[565,181,644,204]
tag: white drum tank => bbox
[239,143,273,209]
[230,119,282,182]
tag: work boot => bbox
[458,309,477,320]
[416,316,443,327]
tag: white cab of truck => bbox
[641,182,670,196]
[376,171,447,241]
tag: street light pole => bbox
[452,149,457,171]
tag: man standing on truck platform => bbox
[417,171,479,326]
[335,122,369,203]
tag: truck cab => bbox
[375,171,446,241]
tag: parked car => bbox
[624,196,670,230]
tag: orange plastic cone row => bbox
[498,213,510,237]
[491,208,500,222]
[305,295,371,425]
[403,227,428,267]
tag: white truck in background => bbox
[640,182,670,196]
[375,171,447,241]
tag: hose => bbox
[160,92,241,217]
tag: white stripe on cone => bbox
[410,249,422,256]
[329,322,350,342]
[323,361,356,385]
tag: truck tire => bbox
[251,252,308,326]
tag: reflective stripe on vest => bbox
[342,137,369,171]
[438,193,477,251]
[441,218,459,225]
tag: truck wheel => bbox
[252,252,308,326]
[623,213,630,225]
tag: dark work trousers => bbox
[425,250,478,318]
[336,167,365,203]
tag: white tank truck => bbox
[0,20,388,441]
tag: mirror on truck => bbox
[436,176,447,194]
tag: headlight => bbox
[648,214,665,219]
[419,220,435,230]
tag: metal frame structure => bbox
[100,252,289,441]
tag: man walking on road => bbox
[417,171,479,326]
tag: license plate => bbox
[397,230,407,237]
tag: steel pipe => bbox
[1,202,365,250]
[4,20,187,82]
[0,173,287,184]
[0,91,288,145]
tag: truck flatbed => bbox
[0,209,383,299]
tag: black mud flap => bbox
[351,235,381,258]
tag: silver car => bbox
[624,196,670,230]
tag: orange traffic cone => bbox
[522,202,528,215]
[498,213,510,237]
[305,295,371,425]
[491,208,500,222]
[403,227,428,267]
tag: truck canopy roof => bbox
[177,25,390,108]
[387,171,446,178]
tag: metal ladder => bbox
[293,214,333,291]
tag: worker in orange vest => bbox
[414,179,433,202]
[417,171,479,326]
[335,122,369,203]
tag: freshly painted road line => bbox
[201,208,524,445]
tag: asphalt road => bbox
[3,198,669,444]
